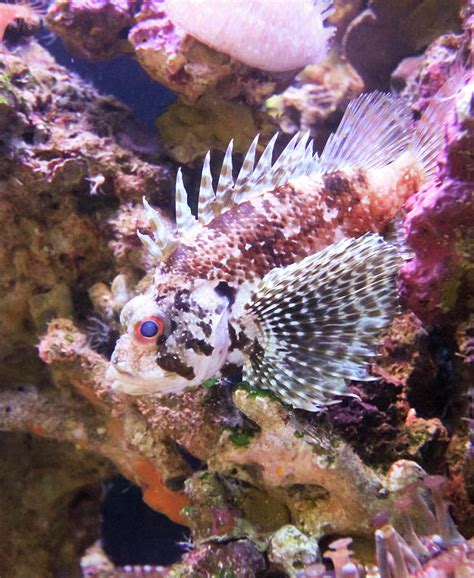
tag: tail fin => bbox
[412,67,470,179]
[319,91,414,173]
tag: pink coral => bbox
[400,70,473,325]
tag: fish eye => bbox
[134,316,166,344]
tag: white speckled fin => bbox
[137,197,178,261]
[139,130,318,258]
[234,134,259,191]
[195,132,319,225]
[198,151,215,224]
[319,91,414,173]
[215,139,235,212]
[243,234,403,411]
[175,168,197,235]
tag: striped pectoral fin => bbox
[242,234,403,411]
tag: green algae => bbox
[202,377,219,389]
[235,381,276,400]
[228,427,254,448]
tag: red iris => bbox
[134,316,166,343]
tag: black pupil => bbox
[140,320,159,338]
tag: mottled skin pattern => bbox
[163,154,423,286]
[107,150,425,399]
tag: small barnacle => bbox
[164,0,334,72]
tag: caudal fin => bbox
[242,234,403,412]
[319,91,414,173]
[411,65,470,179]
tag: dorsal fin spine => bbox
[175,169,197,235]
[234,134,259,192]
[215,139,235,213]
[198,151,215,225]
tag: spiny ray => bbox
[175,168,197,236]
[137,197,177,260]
[215,139,235,213]
[198,151,215,225]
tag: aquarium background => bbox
[0,0,472,576]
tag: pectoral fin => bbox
[243,234,403,411]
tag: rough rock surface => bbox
[265,52,364,152]
[342,0,464,89]
[398,37,473,327]
[0,432,113,578]
[0,42,171,576]
[47,0,296,105]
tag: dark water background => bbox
[46,37,177,125]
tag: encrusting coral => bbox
[0,3,473,577]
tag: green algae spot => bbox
[235,381,275,400]
[215,571,236,578]
[440,271,462,311]
[0,74,12,89]
[180,505,193,517]
[202,377,218,389]
[228,427,254,448]
[293,430,304,439]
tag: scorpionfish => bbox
[106,86,455,411]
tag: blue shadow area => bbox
[44,37,177,125]
[101,475,189,566]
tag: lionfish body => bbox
[107,87,455,410]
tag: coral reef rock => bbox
[47,0,297,105]
[400,42,473,326]
[0,4,472,575]
[343,0,464,89]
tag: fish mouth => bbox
[105,364,192,396]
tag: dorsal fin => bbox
[139,79,460,260]
[197,151,214,224]
[137,197,178,261]
[319,91,414,172]
[175,168,196,236]
[215,139,235,213]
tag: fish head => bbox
[106,278,232,395]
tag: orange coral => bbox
[131,456,189,526]
[0,0,44,41]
